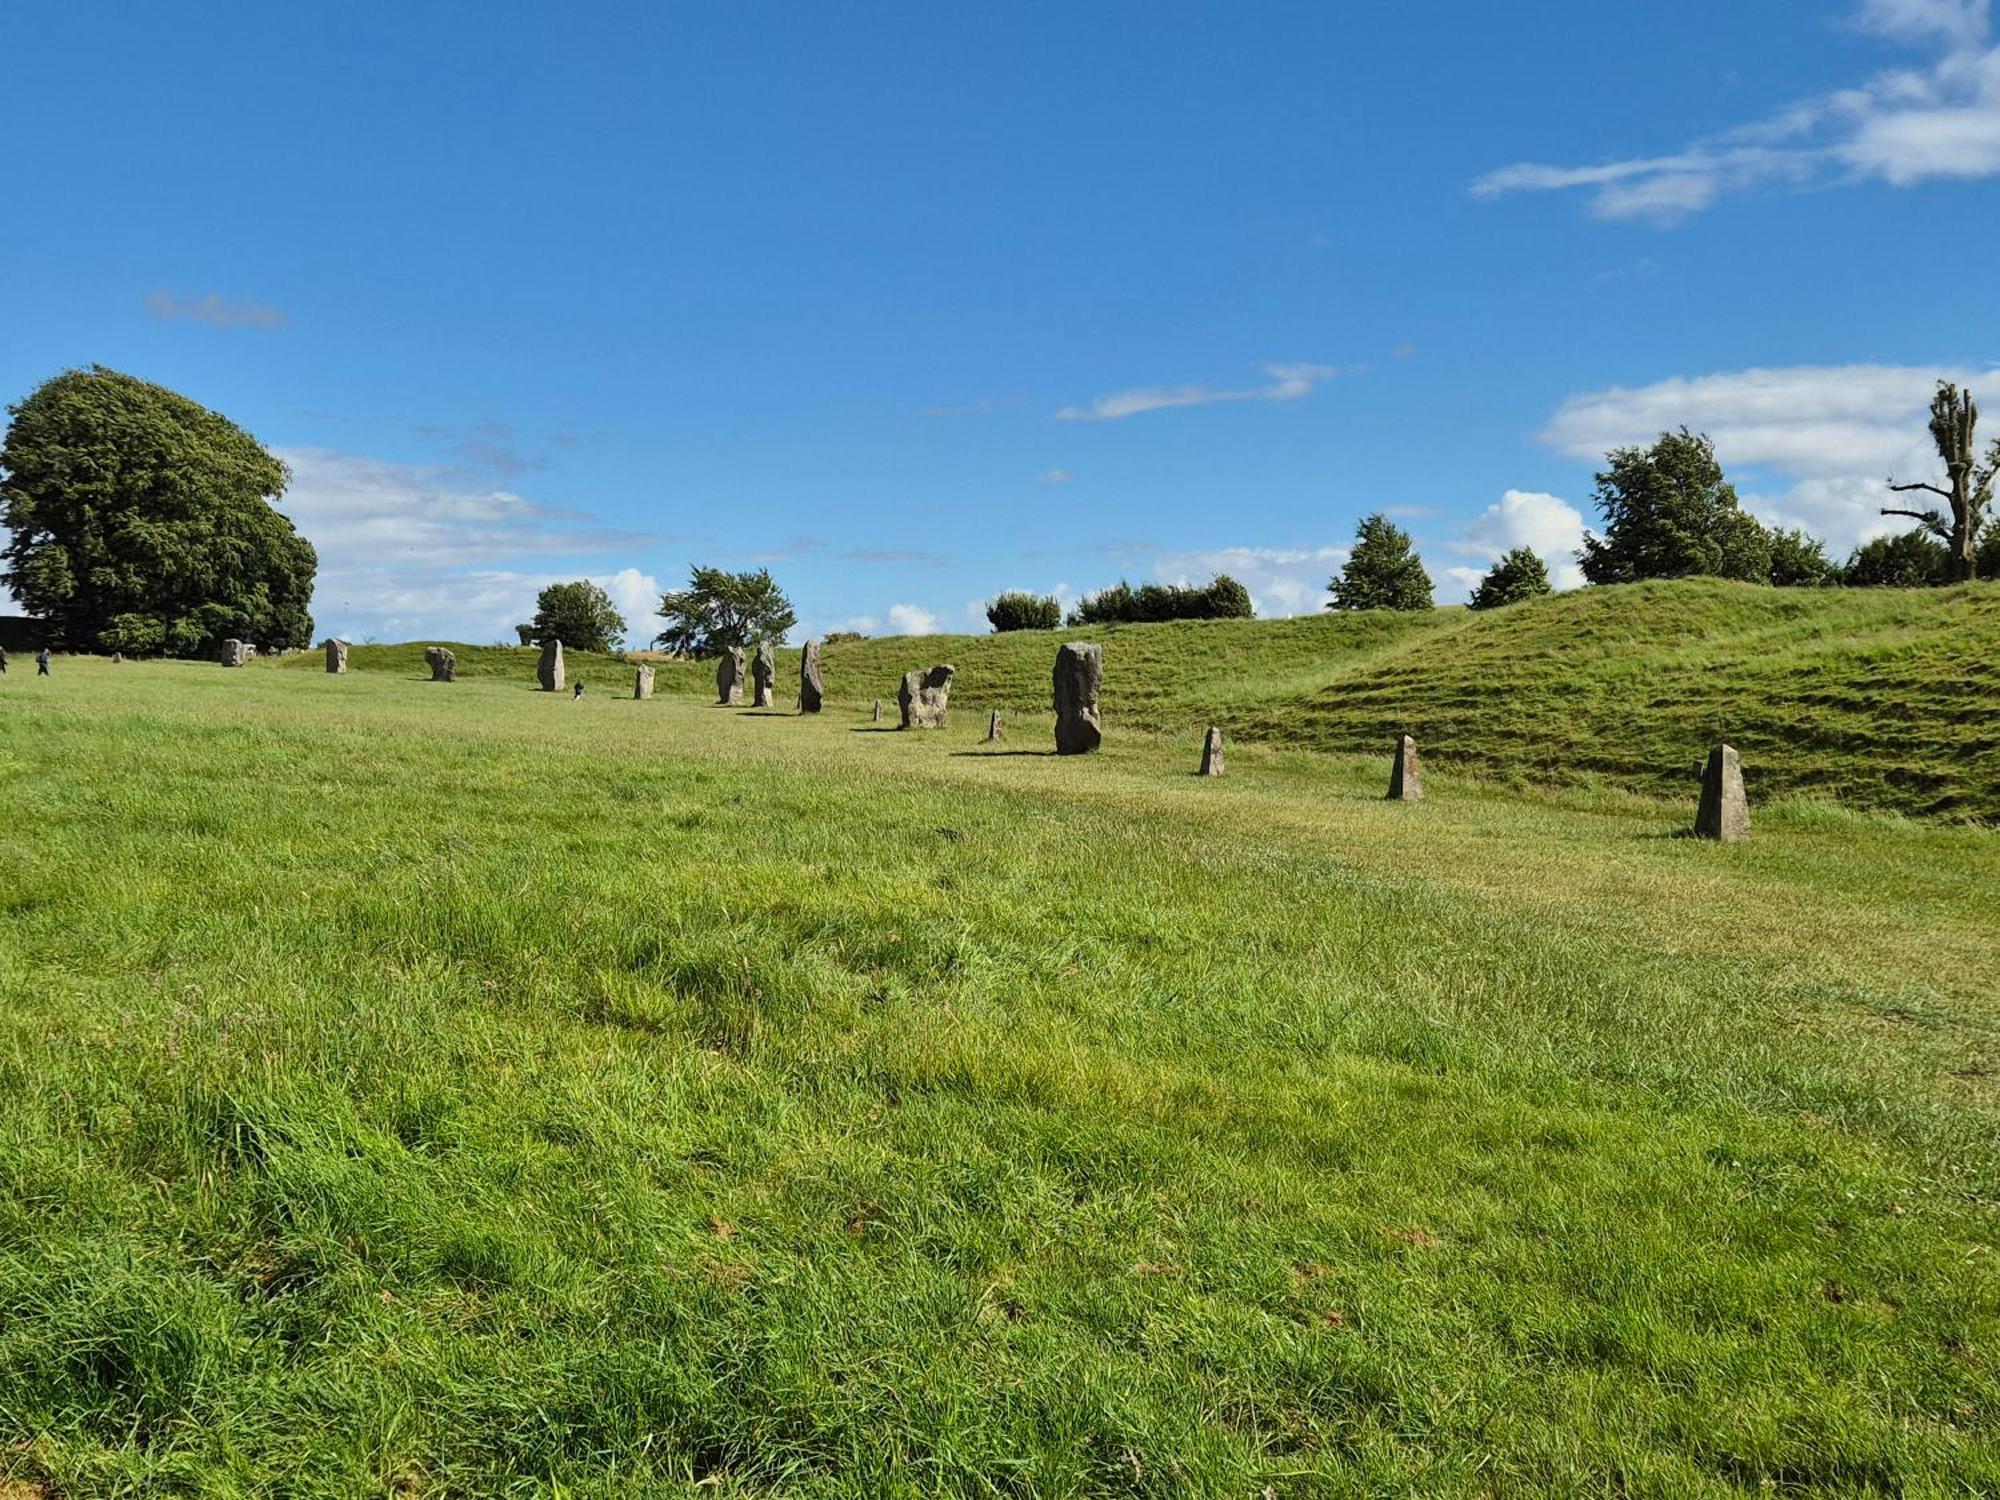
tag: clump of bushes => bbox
[985,592,1063,632]
[1067,575,1252,626]
[1468,548,1551,610]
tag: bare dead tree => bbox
[1884,382,1997,584]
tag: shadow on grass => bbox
[849,726,902,734]
[952,749,1057,758]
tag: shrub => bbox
[1329,515,1434,611]
[1844,529,1950,587]
[985,591,1062,632]
[1067,575,1254,626]
[1468,548,1552,610]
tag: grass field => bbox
[310,579,2000,821]
[4,650,1997,1496]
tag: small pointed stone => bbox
[1694,743,1749,841]
[1387,734,1421,801]
[872,698,882,722]
[1198,726,1225,776]
[985,709,1003,743]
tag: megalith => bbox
[220,639,251,668]
[898,665,955,728]
[752,640,776,708]
[985,709,1003,743]
[538,638,565,692]
[1694,743,1749,842]
[716,646,744,705]
[800,639,824,713]
[324,638,348,674]
[1199,726,1225,777]
[872,699,882,723]
[634,664,655,699]
[1387,734,1421,800]
[1052,642,1102,755]
[425,646,457,682]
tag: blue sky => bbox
[4,0,1996,643]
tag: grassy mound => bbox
[1,662,1995,1494]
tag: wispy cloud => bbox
[272,446,663,644]
[1037,469,1078,485]
[415,421,550,480]
[841,547,948,565]
[1472,1,2000,221]
[1540,362,1986,551]
[145,290,290,329]
[1055,361,1358,421]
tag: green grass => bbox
[309,579,2000,820]
[4,657,1996,1496]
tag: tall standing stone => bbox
[1694,743,1749,842]
[1387,734,1421,800]
[1199,726,1225,777]
[872,699,882,723]
[751,640,776,708]
[985,709,1003,743]
[1052,642,1102,755]
[716,646,744,705]
[220,639,251,668]
[634,664,655,700]
[898,665,955,728]
[800,640,824,713]
[538,638,565,692]
[324,638,348,674]
[425,646,457,682]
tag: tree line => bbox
[3,368,1994,657]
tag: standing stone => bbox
[425,646,457,682]
[716,646,744,705]
[220,639,250,668]
[1052,642,1103,755]
[1694,743,1750,842]
[538,638,565,692]
[872,698,882,723]
[800,639,824,713]
[898,665,955,728]
[985,709,1003,743]
[751,640,776,708]
[1198,726,1225,776]
[324,638,348,674]
[634,664,655,700]
[1387,734,1422,801]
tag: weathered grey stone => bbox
[538,638,565,692]
[752,640,776,708]
[716,646,744,705]
[425,646,456,682]
[800,640,824,713]
[1387,734,1421,800]
[1694,743,1749,842]
[634,664,655,700]
[1199,726,1225,776]
[898,665,955,729]
[985,709,1003,743]
[220,639,251,668]
[872,698,882,722]
[1052,642,1102,755]
[324,638,348,674]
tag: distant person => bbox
[572,681,585,700]
[0,645,8,673]
[36,648,51,677]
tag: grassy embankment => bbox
[2,645,1995,1495]
[315,579,2000,819]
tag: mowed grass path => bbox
[2,661,1996,1496]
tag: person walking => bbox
[36,648,51,676]
[0,645,8,673]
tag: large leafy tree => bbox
[653,565,796,658]
[1468,546,1551,609]
[1765,527,1839,587]
[1328,513,1433,611]
[1883,382,1996,584]
[0,366,314,655]
[1579,429,1770,586]
[1844,529,1950,588]
[530,579,627,653]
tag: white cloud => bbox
[886,603,939,635]
[273,446,657,644]
[146,290,290,329]
[1451,489,1589,592]
[1055,362,1356,421]
[1141,544,1350,617]
[1540,363,1985,552]
[1037,469,1078,484]
[1472,2,2000,220]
